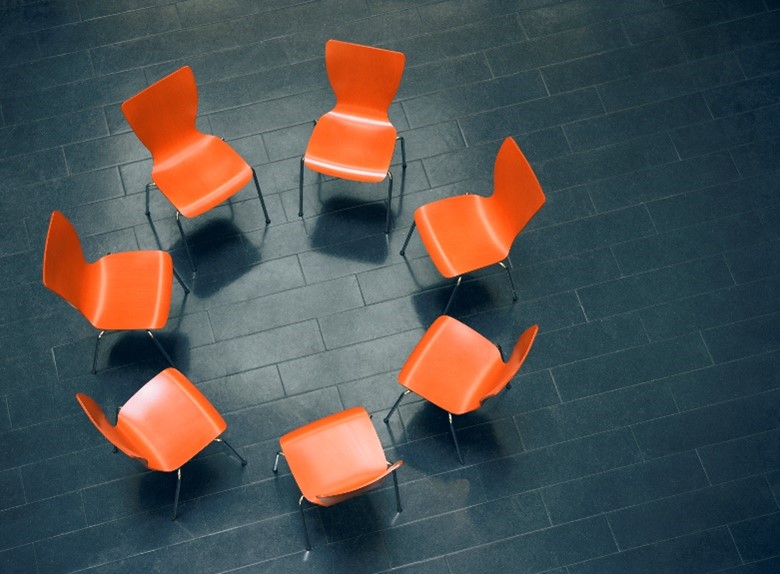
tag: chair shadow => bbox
[104,331,190,375]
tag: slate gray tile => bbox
[726,240,780,283]
[730,137,780,177]
[612,210,767,275]
[730,512,780,563]
[552,332,713,401]
[632,390,780,459]
[543,36,686,95]
[738,41,780,78]
[446,515,616,574]
[567,527,741,574]
[0,468,25,512]
[711,557,780,574]
[608,475,779,550]
[0,492,86,551]
[698,428,780,484]
[621,0,766,44]
[383,493,550,566]
[396,53,492,100]
[665,350,780,411]
[597,52,746,112]
[520,0,659,37]
[0,148,68,189]
[0,0,80,35]
[679,10,780,60]
[541,452,709,524]
[0,51,93,96]
[670,105,780,158]
[517,380,677,450]
[578,255,735,321]
[703,312,780,363]
[705,73,780,118]
[0,544,37,574]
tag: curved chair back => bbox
[76,393,148,464]
[42,210,90,314]
[121,66,200,160]
[491,138,546,244]
[326,39,405,119]
[492,324,539,396]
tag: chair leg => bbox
[175,211,196,272]
[443,276,463,315]
[385,171,393,235]
[397,136,407,169]
[400,222,416,256]
[498,260,518,301]
[215,438,247,466]
[146,330,175,368]
[172,468,182,520]
[272,451,285,473]
[299,495,312,551]
[448,413,464,465]
[384,390,411,423]
[172,266,190,294]
[298,156,305,218]
[392,467,402,513]
[251,168,271,225]
[144,182,156,217]
[92,330,106,374]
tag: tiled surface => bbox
[0,0,778,572]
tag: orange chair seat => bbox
[399,315,508,415]
[79,368,227,472]
[414,195,512,279]
[303,112,397,182]
[280,407,392,506]
[152,135,253,219]
[82,251,173,331]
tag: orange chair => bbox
[273,407,403,550]
[76,367,246,519]
[42,210,188,374]
[400,137,545,313]
[384,315,538,464]
[299,39,407,234]
[122,66,270,271]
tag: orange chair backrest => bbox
[42,210,90,313]
[121,66,200,160]
[325,39,405,120]
[490,138,546,244]
[477,324,539,408]
[76,393,148,465]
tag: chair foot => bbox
[92,330,106,374]
[443,276,462,316]
[215,438,247,466]
[172,468,182,520]
[251,169,271,225]
[392,468,402,513]
[273,451,284,473]
[400,222,416,257]
[147,331,175,368]
[385,171,393,234]
[175,211,196,272]
[498,260,518,301]
[384,390,410,423]
[172,266,190,294]
[397,136,406,169]
[298,157,305,218]
[299,495,312,551]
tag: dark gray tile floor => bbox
[1,0,779,572]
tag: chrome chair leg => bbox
[272,450,285,473]
[144,182,156,217]
[92,330,106,374]
[392,467,402,513]
[443,276,463,315]
[172,266,190,294]
[448,412,464,465]
[498,259,518,301]
[146,330,175,368]
[400,222,416,256]
[299,495,312,551]
[172,468,182,520]
[251,168,271,225]
[175,211,196,272]
[383,390,411,423]
[385,171,394,234]
[298,156,305,218]
[397,136,407,169]
[214,438,247,466]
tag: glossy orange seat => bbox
[273,406,403,550]
[122,65,270,271]
[400,137,546,313]
[77,367,246,519]
[299,39,407,234]
[384,315,538,464]
[42,210,188,373]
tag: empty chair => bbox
[400,137,545,313]
[299,39,407,234]
[122,65,270,271]
[42,210,188,374]
[273,406,403,550]
[76,367,246,519]
[384,315,538,464]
